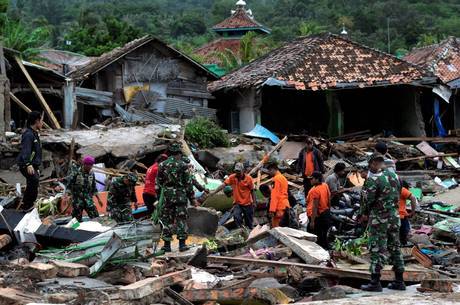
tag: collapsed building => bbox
[209,33,445,137]
[0,35,218,133]
[405,36,460,134]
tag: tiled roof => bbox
[209,33,435,92]
[404,37,460,83]
[69,35,217,80]
[194,38,241,65]
[212,8,270,33]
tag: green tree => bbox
[0,17,50,59]
[299,21,326,36]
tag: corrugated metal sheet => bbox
[151,97,216,119]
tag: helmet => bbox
[168,142,182,153]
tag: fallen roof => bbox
[35,49,91,75]
[209,33,436,92]
[194,38,242,65]
[69,35,218,80]
[212,7,270,34]
[41,124,180,158]
[404,37,460,84]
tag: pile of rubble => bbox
[1,124,460,304]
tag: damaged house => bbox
[209,33,441,137]
[404,37,460,134]
[1,35,218,132]
[66,36,218,128]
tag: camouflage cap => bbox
[368,153,385,163]
[168,142,183,153]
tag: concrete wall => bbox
[235,88,260,133]
[63,81,76,129]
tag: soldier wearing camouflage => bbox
[156,142,195,252]
[107,173,138,223]
[64,156,101,222]
[360,153,405,292]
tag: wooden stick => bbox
[9,92,52,129]
[398,153,458,163]
[256,170,261,189]
[15,57,61,129]
[207,255,370,280]
[249,136,288,176]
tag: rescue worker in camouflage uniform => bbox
[360,153,405,292]
[156,142,196,253]
[107,173,138,223]
[64,156,103,222]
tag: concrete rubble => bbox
[1,122,460,305]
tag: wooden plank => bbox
[15,57,61,129]
[9,92,51,129]
[180,287,277,304]
[120,268,192,300]
[377,137,460,143]
[398,153,458,163]
[249,136,288,176]
[25,262,58,280]
[207,256,370,280]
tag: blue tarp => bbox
[434,98,447,137]
[243,124,280,144]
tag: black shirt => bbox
[17,128,42,168]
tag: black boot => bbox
[161,241,171,253]
[361,273,383,292]
[179,239,190,252]
[387,271,406,291]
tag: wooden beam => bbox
[398,153,458,163]
[207,255,370,280]
[14,57,61,129]
[249,136,288,176]
[377,137,459,143]
[9,92,51,129]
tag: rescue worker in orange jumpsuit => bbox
[266,160,290,228]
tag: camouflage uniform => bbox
[107,174,137,223]
[360,169,405,274]
[65,162,99,222]
[182,157,206,192]
[157,156,195,241]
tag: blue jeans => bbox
[233,204,254,229]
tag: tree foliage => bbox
[7,0,460,57]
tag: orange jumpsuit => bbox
[269,171,291,227]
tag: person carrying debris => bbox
[360,153,405,292]
[266,161,291,228]
[143,154,168,216]
[296,138,325,196]
[107,173,138,223]
[399,181,417,245]
[306,171,331,249]
[17,111,44,210]
[156,142,196,252]
[218,162,256,229]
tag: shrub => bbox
[185,118,229,148]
